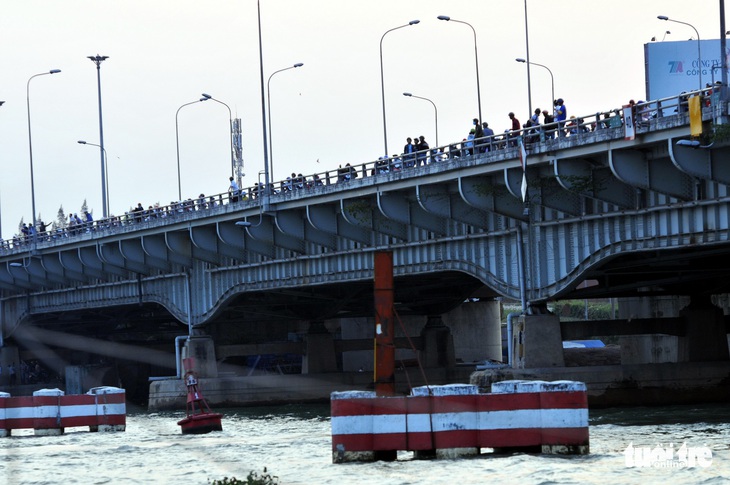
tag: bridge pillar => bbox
[443,300,502,362]
[512,313,565,368]
[302,321,338,374]
[420,315,455,368]
[182,336,218,378]
[680,296,730,362]
[0,346,20,386]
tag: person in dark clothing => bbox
[473,118,485,153]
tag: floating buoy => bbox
[176,357,223,435]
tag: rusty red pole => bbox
[374,251,395,396]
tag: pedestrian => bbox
[473,118,485,153]
[482,122,494,152]
[416,136,429,165]
[8,362,15,386]
[403,137,415,168]
[554,98,567,137]
[228,176,240,203]
[508,112,521,146]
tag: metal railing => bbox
[0,87,716,255]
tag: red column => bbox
[374,251,395,396]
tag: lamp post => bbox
[88,55,109,218]
[402,92,438,147]
[77,141,109,213]
[437,15,482,123]
[27,69,61,247]
[266,63,303,182]
[201,93,235,180]
[0,100,4,241]
[516,58,554,111]
[256,0,272,212]
[175,97,209,201]
[658,15,702,91]
[380,20,420,157]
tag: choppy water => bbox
[0,402,728,484]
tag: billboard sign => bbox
[644,39,728,101]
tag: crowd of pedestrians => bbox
[0,91,696,252]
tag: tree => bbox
[80,199,89,215]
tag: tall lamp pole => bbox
[201,93,235,180]
[257,0,272,212]
[438,15,482,123]
[658,15,702,91]
[523,0,533,115]
[175,97,208,201]
[402,92,438,147]
[27,69,61,247]
[0,100,4,240]
[516,58,554,111]
[721,0,728,113]
[77,141,109,213]
[380,20,420,157]
[88,55,109,218]
[267,63,303,182]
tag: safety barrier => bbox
[331,380,588,462]
[0,386,126,437]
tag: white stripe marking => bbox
[332,408,588,435]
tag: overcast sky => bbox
[0,0,725,238]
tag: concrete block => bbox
[512,314,565,369]
[619,334,684,364]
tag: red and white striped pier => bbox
[0,386,126,437]
[331,380,588,462]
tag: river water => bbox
[0,402,728,484]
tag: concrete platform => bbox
[148,367,474,411]
[148,360,730,410]
[470,360,730,408]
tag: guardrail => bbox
[0,87,718,255]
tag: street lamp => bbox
[403,92,438,147]
[201,93,235,181]
[0,101,4,240]
[437,15,482,123]
[78,140,109,213]
[267,63,303,181]
[175,97,209,201]
[88,55,109,218]
[256,0,272,212]
[27,69,61,247]
[516,58,554,110]
[380,20,420,157]
[658,15,702,90]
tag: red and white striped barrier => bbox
[0,386,126,437]
[331,380,588,462]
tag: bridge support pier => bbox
[680,295,730,361]
[182,336,218,378]
[420,316,455,368]
[512,313,565,368]
[302,321,338,374]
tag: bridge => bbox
[1,91,729,404]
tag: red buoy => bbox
[177,357,223,435]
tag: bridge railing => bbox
[0,88,712,255]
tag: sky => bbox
[0,0,726,239]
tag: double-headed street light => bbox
[78,140,109,213]
[658,15,702,91]
[516,58,554,112]
[27,69,61,247]
[438,15,482,123]
[267,63,303,181]
[380,20,420,157]
[175,97,209,201]
[88,55,109,218]
[201,93,235,181]
[403,92,438,148]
